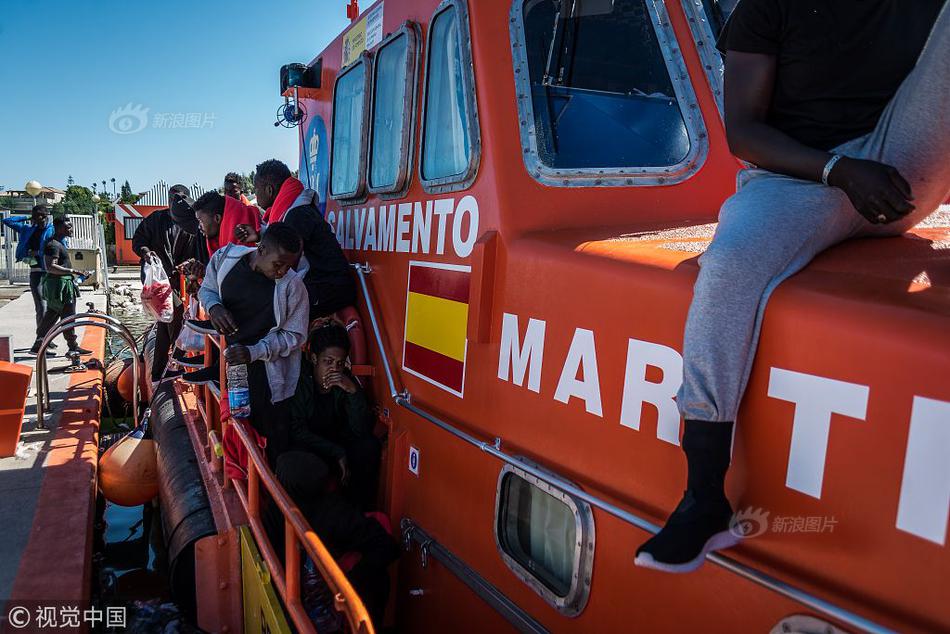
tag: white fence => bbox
[0,212,107,286]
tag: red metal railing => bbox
[183,315,375,633]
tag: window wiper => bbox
[542,0,578,87]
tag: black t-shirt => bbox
[282,204,356,316]
[43,238,72,276]
[220,253,276,346]
[26,226,43,253]
[719,0,944,150]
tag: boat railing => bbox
[36,312,141,427]
[187,325,375,634]
[352,261,897,634]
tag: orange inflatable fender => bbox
[98,428,159,506]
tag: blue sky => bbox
[0,0,348,196]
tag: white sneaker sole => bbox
[634,530,741,574]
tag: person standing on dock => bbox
[32,218,92,356]
[2,204,54,337]
[132,184,199,383]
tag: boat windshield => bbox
[522,0,690,170]
[698,0,737,38]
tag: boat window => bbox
[679,0,732,115]
[369,27,417,194]
[331,60,368,199]
[494,464,594,616]
[420,2,480,192]
[511,0,708,186]
[697,0,735,38]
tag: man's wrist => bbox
[821,154,845,186]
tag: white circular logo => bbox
[108,103,150,135]
[7,606,30,629]
[729,507,771,539]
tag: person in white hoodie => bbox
[197,222,308,464]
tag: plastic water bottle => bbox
[227,364,251,419]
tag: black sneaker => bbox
[68,345,94,356]
[179,364,220,388]
[47,341,58,350]
[185,319,219,336]
[28,343,55,357]
[634,491,739,573]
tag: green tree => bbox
[119,180,138,203]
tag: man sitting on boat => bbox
[266,450,398,625]
[288,320,381,510]
[636,0,950,573]
[196,222,309,465]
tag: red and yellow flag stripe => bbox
[403,263,470,395]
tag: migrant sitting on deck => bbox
[289,320,381,510]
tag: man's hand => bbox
[224,344,251,364]
[337,456,349,485]
[828,157,915,224]
[324,370,357,394]
[234,224,259,243]
[179,259,205,278]
[209,305,239,336]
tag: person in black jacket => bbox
[265,451,398,625]
[131,184,199,382]
[288,320,380,509]
[236,159,357,320]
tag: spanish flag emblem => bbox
[402,261,471,397]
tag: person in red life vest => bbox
[234,159,356,321]
[192,190,261,257]
[223,172,253,206]
[637,2,950,574]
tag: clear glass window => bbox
[521,0,690,169]
[370,33,411,191]
[421,6,472,182]
[331,62,367,198]
[699,0,736,37]
[497,472,577,597]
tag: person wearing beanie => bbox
[131,184,199,382]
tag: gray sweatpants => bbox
[678,3,950,422]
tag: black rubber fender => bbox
[150,379,216,621]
